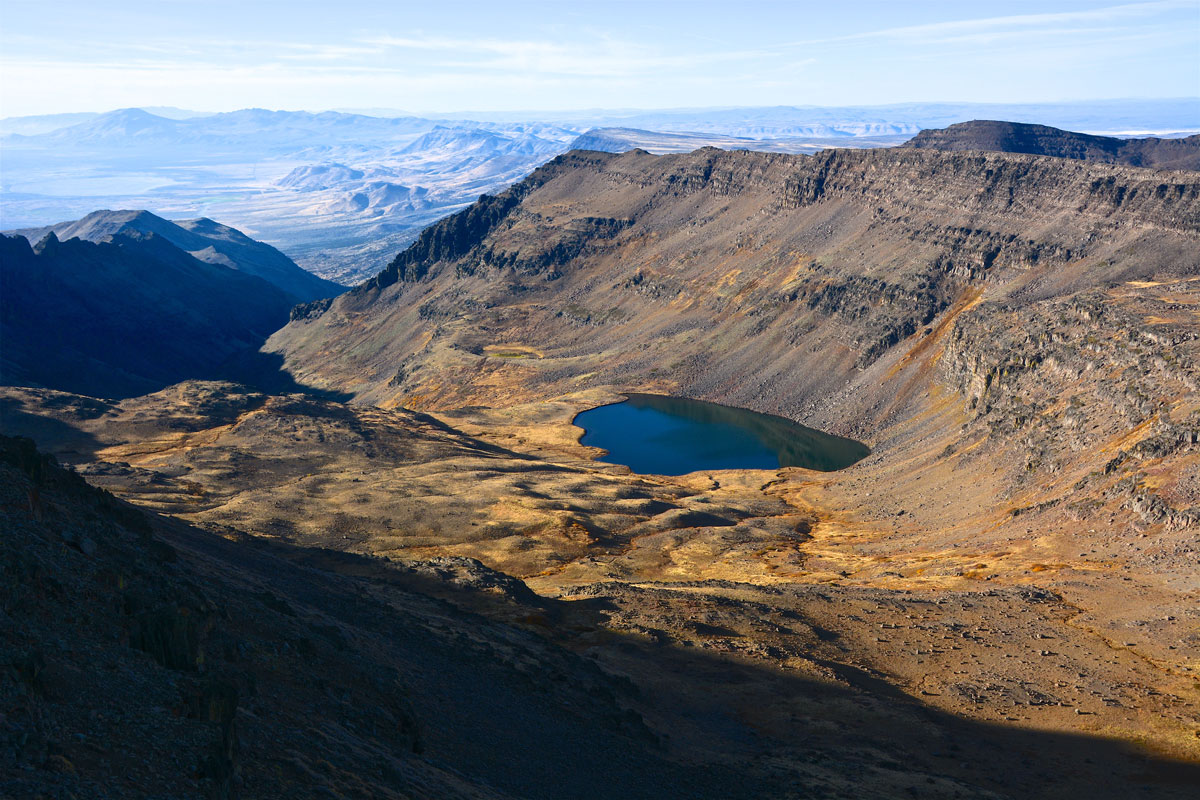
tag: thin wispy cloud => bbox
[0,1,1195,115]
[361,33,767,77]
[784,0,1194,46]
[3,30,770,85]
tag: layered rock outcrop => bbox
[269,146,1200,440]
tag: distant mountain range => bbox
[417,98,1200,136]
[10,107,450,152]
[570,128,911,155]
[0,109,583,284]
[399,126,564,158]
[0,107,209,136]
[0,211,335,397]
[2,100,1196,286]
[903,120,1200,171]
[7,99,1194,141]
[276,165,433,217]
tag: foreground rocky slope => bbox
[0,435,772,799]
[903,120,1200,171]
[6,408,1199,799]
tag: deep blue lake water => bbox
[574,394,869,476]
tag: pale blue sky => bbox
[1,0,1197,116]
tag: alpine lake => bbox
[574,393,869,476]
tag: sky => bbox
[1,0,1197,117]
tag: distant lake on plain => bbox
[574,393,870,476]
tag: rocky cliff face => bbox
[937,278,1200,533]
[269,146,1200,440]
[903,120,1200,171]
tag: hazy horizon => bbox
[6,97,1200,123]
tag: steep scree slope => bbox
[269,146,1200,438]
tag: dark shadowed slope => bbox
[0,436,723,800]
[13,209,343,303]
[903,120,1200,170]
[0,230,293,398]
[6,419,1199,800]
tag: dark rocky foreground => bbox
[4,428,1200,800]
[0,435,707,799]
